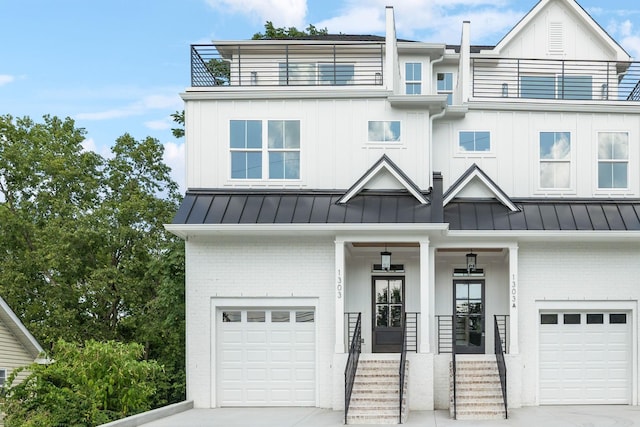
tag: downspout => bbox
[429,108,447,189]
[429,53,445,94]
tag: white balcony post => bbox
[419,239,431,353]
[508,244,519,354]
[335,239,346,353]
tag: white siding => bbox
[185,98,430,190]
[0,320,36,385]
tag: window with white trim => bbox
[437,72,453,105]
[405,63,422,94]
[230,120,300,180]
[368,121,401,142]
[598,131,628,189]
[459,131,490,152]
[539,131,571,189]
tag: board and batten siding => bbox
[184,98,430,191]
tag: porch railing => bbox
[344,312,361,424]
[399,313,408,424]
[191,42,384,87]
[472,57,640,102]
[494,315,508,419]
[436,315,454,353]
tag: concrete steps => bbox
[346,358,409,425]
[450,359,506,420]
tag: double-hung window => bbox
[539,132,571,189]
[598,132,628,189]
[230,120,300,180]
[459,131,490,152]
[437,72,453,105]
[405,63,422,94]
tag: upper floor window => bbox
[230,120,300,180]
[279,62,354,85]
[521,75,592,100]
[539,132,571,189]
[598,131,628,189]
[437,72,453,105]
[405,63,422,94]
[459,131,490,152]
[368,121,401,142]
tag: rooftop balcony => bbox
[472,57,640,102]
[191,42,385,88]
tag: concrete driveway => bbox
[138,405,640,427]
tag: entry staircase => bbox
[347,356,409,425]
[450,357,506,420]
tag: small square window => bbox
[247,311,266,322]
[271,311,290,323]
[586,313,604,324]
[296,311,315,323]
[540,314,558,324]
[563,313,581,324]
[610,313,627,324]
[222,311,241,322]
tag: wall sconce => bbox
[381,248,392,271]
[466,251,477,273]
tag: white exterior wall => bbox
[517,241,640,406]
[434,110,640,198]
[499,1,615,60]
[185,98,430,191]
[185,235,335,408]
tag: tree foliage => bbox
[2,340,162,427]
[0,114,186,410]
[252,21,328,39]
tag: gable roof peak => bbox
[337,155,429,205]
[444,164,519,212]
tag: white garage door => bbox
[539,311,631,404]
[217,308,315,406]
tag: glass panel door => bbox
[454,280,485,354]
[372,277,404,353]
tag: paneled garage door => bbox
[539,311,631,404]
[217,308,315,406]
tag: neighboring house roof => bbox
[492,0,631,60]
[445,199,640,231]
[0,296,43,360]
[261,34,416,43]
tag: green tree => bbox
[2,339,162,427]
[0,114,186,406]
[252,21,328,39]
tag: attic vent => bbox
[548,22,564,53]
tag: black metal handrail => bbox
[344,312,360,351]
[398,312,408,424]
[494,315,508,419]
[472,57,640,101]
[436,315,453,353]
[191,42,384,87]
[451,318,457,420]
[344,312,361,424]
[494,314,509,354]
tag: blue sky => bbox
[1,0,640,193]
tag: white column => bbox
[508,244,519,354]
[419,239,431,353]
[335,239,346,353]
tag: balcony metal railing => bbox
[191,42,384,87]
[472,57,640,101]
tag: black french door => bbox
[454,280,485,354]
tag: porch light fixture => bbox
[466,251,477,273]
[381,248,392,271]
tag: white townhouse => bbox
[167,0,640,422]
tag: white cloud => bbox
[206,0,307,27]
[76,93,182,121]
[80,137,113,158]
[163,141,186,192]
[145,117,173,131]
[314,0,522,44]
[0,75,15,86]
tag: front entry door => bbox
[372,277,404,353]
[454,280,485,354]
